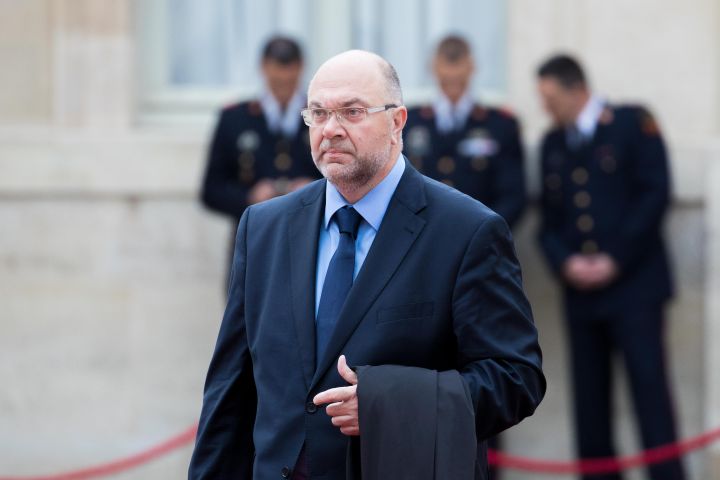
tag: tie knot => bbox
[334,206,362,238]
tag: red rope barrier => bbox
[488,425,720,475]
[0,425,197,480]
[1,423,719,479]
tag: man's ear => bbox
[390,106,408,145]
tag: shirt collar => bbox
[574,94,605,138]
[433,91,474,133]
[260,89,305,137]
[324,154,406,231]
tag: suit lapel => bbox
[288,181,325,389]
[310,162,428,389]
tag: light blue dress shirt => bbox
[315,154,406,316]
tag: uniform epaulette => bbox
[247,100,263,116]
[471,104,487,121]
[496,106,515,119]
[221,100,242,111]
[635,106,660,137]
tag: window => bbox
[136,0,507,124]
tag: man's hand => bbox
[562,253,619,291]
[587,253,619,289]
[312,355,360,436]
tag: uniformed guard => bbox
[536,54,685,480]
[200,36,321,278]
[404,35,526,228]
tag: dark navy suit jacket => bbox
[189,160,545,480]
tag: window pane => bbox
[145,0,507,100]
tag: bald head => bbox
[309,50,403,105]
[305,50,408,204]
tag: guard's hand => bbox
[312,355,360,436]
[586,253,619,288]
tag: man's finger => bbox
[337,355,358,385]
[313,386,354,406]
[331,415,356,427]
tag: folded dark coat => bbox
[347,365,483,480]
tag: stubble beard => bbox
[315,140,392,195]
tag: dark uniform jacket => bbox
[201,100,320,221]
[189,161,545,480]
[404,104,526,228]
[538,104,673,314]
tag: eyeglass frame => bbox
[300,104,398,127]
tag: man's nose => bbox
[321,112,346,138]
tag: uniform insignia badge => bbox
[406,126,431,156]
[237,130,260,152]
[457,129,498,157]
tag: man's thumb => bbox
[337,355,358,385]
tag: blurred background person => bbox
[404,35,527,479]
[200,35,321,277]
[536,53,685,480]
[403,34,526,229]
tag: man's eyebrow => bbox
[307,98,369,108]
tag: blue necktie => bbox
[316,206,362,363]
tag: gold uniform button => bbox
[441,179,455,187]
[239,152,255,168]
[437,156,456,175]
[574,191,592,208]
[577,214,594,233]
[545,173,562,191]
[274,153,292,171]
[572,167,589,185]
[471,156,488,171]
[582,240,599,254]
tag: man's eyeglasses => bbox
[301,104,398,127]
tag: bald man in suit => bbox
[189,50,545,480]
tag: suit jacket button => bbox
[281,466,292,478]
[306,401,318,414]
